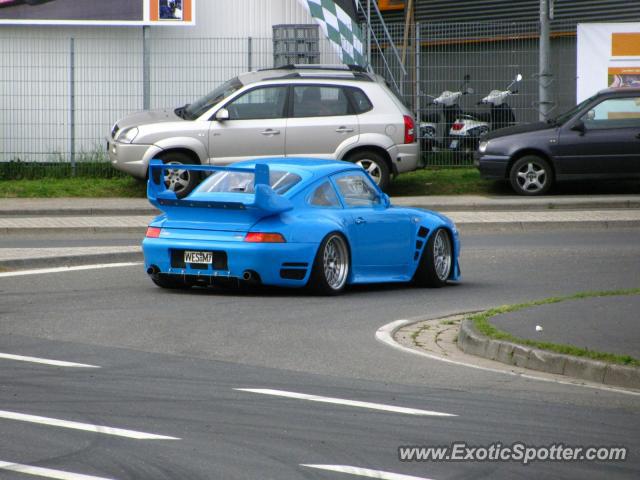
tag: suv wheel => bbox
[159,152,199,199]
[509,155,554,196]
[346,150,390,191]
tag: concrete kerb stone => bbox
[457,319,640,390]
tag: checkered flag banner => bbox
[298,0,366,66]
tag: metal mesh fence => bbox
[0,23,578,171]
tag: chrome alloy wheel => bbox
[164,161,191,194]
[355,159,382,185]
[323,235,349,290]
[516,161,547,193]
[433,229,452,282]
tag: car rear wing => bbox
[147,159,293,216]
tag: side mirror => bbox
[215,108,229,121]
[571,120,586,135]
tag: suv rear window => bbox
[199,170,301,195]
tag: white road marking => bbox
[301,464,436,480]
[0,262,142,278]
[0,410,180,440]
[0,460,115,480]
[235,388,456,417]
[376,319,640,398]
[0,353,99,368]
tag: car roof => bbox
[238,64,383,85]
[597,87,640,95]
[233,157,361,179]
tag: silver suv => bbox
[109,64,419,196]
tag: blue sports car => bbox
[143,158,460,295]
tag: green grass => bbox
[0,177,146,198]
[470,288,640,367]
[387,167,501,196]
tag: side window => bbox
[350,88,373,114]
[226,86,287,120]
[582,97,640,130]
[293,86,351,118]
[334,174,380,207]
[309,181,341,208]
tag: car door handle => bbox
[335,126,354,133]
[355,217,366,225]
[260,129,280,136]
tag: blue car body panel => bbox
[143,158,461,288]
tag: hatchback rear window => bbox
[199,170,301,195]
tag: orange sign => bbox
[611,33,640,56]
[150,0,193,22]
[378,0,405,11]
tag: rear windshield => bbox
[198,170,302,195]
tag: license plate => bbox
[449,140,459,149]
[184,251,213,264]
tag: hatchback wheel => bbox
[509,155,554,196]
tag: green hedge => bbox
[0,161,127,180]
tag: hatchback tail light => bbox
[146,227,162,238]
[244,232,286,243]
[403,115,416,144]
[451,122,464,131]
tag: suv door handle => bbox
[355,217,366,225]
[335,126,354,133]
[260,129,280,136]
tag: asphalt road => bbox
[0,229,639,479]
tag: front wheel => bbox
[159,152,200,199]
[309,233,350,295]
[413,228,453,288]
[346,150,391,191]
[509,155,554,196]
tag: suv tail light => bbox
[451,122,464,131]
[403,115,416,144]
[244,232,286,243]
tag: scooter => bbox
[419,76,474,151]
[449,74,522,151]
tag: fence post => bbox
[247,36,253,71]
[143,25,150,110]
[68,37,75,175]
[538,0,553,120]
[415,22,420,121]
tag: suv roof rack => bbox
[261,64,368,73]
[262,71,373,82]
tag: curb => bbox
[457,319,640,390]
[0,251,142,270]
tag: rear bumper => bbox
[142,237,318,287]
[475,153,510,179]
[389,142,420,173]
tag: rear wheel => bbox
[309,233,350,295]
[413,228,453,288]
[151,274,191,290]
[509,155,554,196]
[346,150,391,191]
[159,151,199,199]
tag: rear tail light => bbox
[146,227,162,238]
[451,122,464,131]
[244,232,286,243]
[403,115,416,144]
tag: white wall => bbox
[0,0,340,162]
